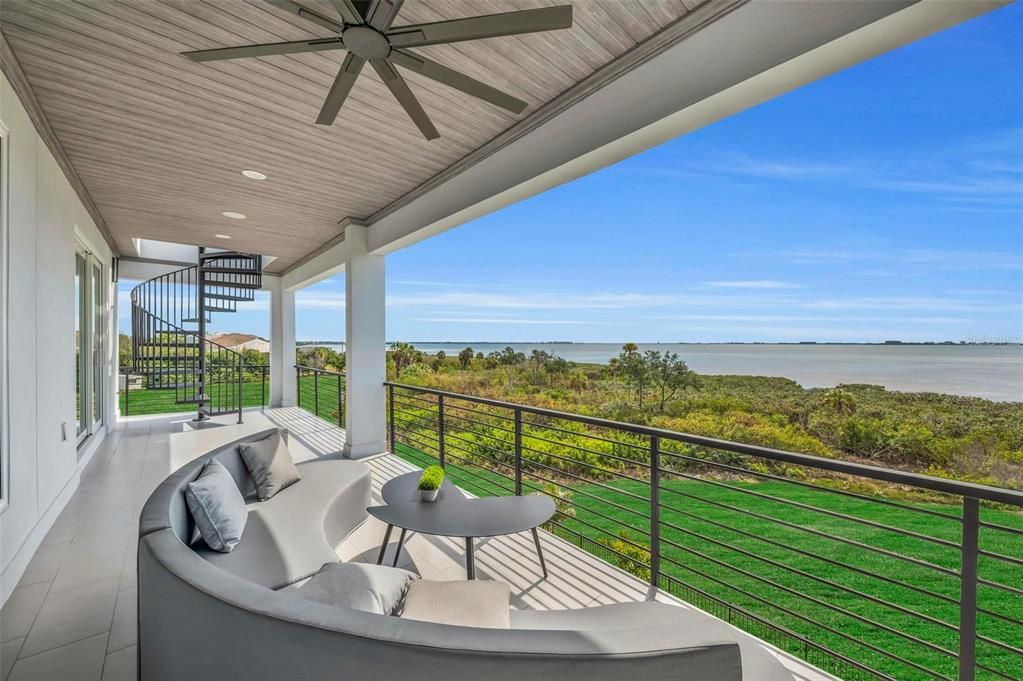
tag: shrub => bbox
[418,465,445,491]
[599,530,651,582]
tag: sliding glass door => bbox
[76,245,105,448]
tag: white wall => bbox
[0,71,117,604]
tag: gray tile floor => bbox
[0,408,825,681]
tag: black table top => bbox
[368,472,555,539]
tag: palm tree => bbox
[823,388,857,416]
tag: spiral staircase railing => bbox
[129,249,262,422]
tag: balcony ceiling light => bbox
[214,233,232,240]
[222,211,246,219]
[241,170,266,180]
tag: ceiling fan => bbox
[182,0,573,140]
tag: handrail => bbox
[385,381,1023,507]
[384,381,1023,681]
[294,364,345,377]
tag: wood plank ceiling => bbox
[1,0,701,273]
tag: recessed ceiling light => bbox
[222,211,246,219]
[241,170,266,180]
[214,233,232,240]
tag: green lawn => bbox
[120,374,343,418]
[391,440,1023,681]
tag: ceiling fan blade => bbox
[182,37,344,62]
[390,49,526,114]
[264,0,344,33]
[366,0,404,30]
[317,53,367,125]
[371,59,438,140]
[388,5,572,48]
[327,0,362,25]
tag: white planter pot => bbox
[420,488,440,502]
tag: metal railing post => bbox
[261,366,266,409]
[514,408,522,496]
[649,434,661,590]
[123,369,129,416]
[296,367,301,411]
[337,374,343,427]
[236,362,243,424]
[958,497,979,681]
[438,395,445,468]
[388,384,395,452]
[314,370,319,417]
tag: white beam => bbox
[342,224,387,459]
[268,276,296,407]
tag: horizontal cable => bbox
[978,578,1023,598]
[443,400,517,424]
[657,573,898,681]
[657,553,950,681]
[520,458,651,505]
[548,517,650,564]
[660,449,960,521]
[658,537,959,663]
[545,519,650,569]
[658,501,961,615]
[974,663,1017,681]
[519,416,649,452]
[392,429,440,456]
[522,430,651,469]
[659,516,958,636]
[428,451,517,496]
[658,481,959,578]
[660,467,961,552]
[519,442,651,485]
[443,411,518,437]
[440,438,518,475]
[976,634,1023,657]
[439,429,514,464]
[978,549,1023,567]
[980,520,1023,536]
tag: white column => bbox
[269,277,296,407]
[343,224,387,459]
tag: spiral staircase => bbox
[130,248,263,422]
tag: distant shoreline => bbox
[300,340,1022,346]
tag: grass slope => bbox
[393,441,1022,681]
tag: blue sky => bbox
[120,4,1022,344]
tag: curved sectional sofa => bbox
[138,427,793,680]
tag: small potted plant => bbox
[418,465,444,502]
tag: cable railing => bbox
[119,365,269,416]
[384,381,1023,681]
[295,365,345,427]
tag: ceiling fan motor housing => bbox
[343,25,391,60]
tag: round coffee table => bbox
[368,472,555,579]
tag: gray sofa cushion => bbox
[237,430,301,501]
[195,458,371,589]
[289,562,419,615]
[401,580,511,629]
[184,460,248,553]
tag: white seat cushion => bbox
[400,580,510,629]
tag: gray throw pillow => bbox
[237,430,301,501]
[185,459,248,553]
[290,562,419,615]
